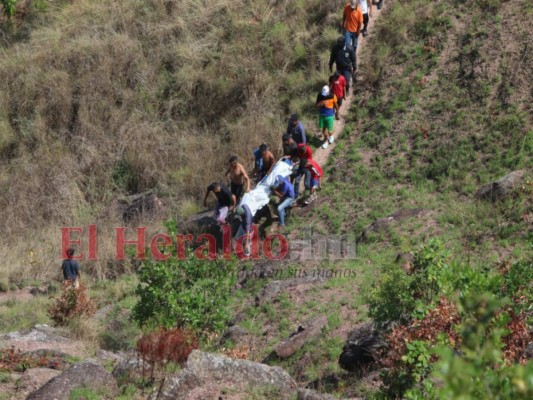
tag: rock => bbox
[339,323,386,372]
[29,286,49,296]
[96,349,122,364]
[17,368,62,398]
[27,359,118,400]
[154,350,296,400]
[274,316,328,358]
[0,324,58,342]
[361,208,430,241]
[187,350,296,388]
[475,170,526,201]
[255,276,325,306]
[220,325,249,345]
[151,369,202,400]
[297,388,337,400]
[0,324,87,359]
[112,351,144,383]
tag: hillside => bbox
[0,0,532,399]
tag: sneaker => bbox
[362,30,368,37]
[329,135,335,144]
[321,141,329,149]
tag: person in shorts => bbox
[316,85,338,149]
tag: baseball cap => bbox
[235,206,245,216]
[289,113,298,121]
[321,85,330,96]
[350,1,356,9]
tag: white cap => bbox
[350,0,357,8]
[321,85,330,96]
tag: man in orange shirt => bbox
[342,1,364,55]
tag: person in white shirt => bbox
[359,0,373,37]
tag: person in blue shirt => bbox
[286,114,307,145]
[271,175,296,229]
[61,247,80,288]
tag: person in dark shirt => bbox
[286,114,307,145]
[62,248,80,288]
[203,182,236,224]
[282,134,298,157]
[329,35,356,93]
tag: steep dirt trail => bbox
[313,3,385,167]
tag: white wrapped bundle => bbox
[238,159,294,216]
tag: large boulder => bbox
[16,368,62,399]
[27,359,119,400]
[154,350,296,400]
[475,170,527,201]
[0,324,88,359]
[338,323,387,372]
[297,388,337,400]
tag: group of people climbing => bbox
[204,1,379,238]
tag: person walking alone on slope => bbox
[329,35,356,95]
[342,1,363,55]
[62,247,81,289]
[316,85,338,149]
[359,0,372,37]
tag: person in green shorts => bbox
[316,85,338,149]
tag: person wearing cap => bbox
[359,0,372,37]
[271,175,296,229]
[342,1,363,55]
[316,85,338,149]
[301,158,323,205]
[235,205,253,256]
[329,71,347,119]
[225,155,251,204]
[286,114,307,145]
[329,35,356,95]
[203,182,236,225]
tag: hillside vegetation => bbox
[0,0,531,399]
[0,0,342,280]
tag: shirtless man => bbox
[261,145,276,178]
[225,155,251,203]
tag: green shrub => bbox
[132,223,237,333]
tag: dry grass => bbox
[0,0,344,281]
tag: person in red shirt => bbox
[329,71,347,119]
[302,158,323,205]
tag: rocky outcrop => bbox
[339,323,387,372]
[475,170,527,201]
[153,350,296,400]
[0,324,88,359]
[27,359,118,400]
[274,315,328,358]
[16,368,62,399]
[112,351,144,383]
